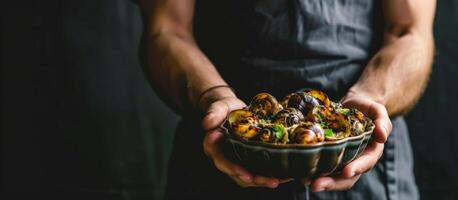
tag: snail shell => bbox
[306,106,332,122]
[227,109,259,139]
[304,90,331,108]
[248,93,282,119]
[257,125,289,144]
[348,109,367,135]
[258,128,275,143]
[306,106,351,140]
[291,122,325,144]
[281,93,320,115]
[273,108,304,127]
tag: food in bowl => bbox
[221,90,375,178]
[225,90,373,145]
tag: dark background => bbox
[1,0,457,199]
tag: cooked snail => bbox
[227,109,259,139]
[257,124,289,144]
[304,90,331,108]
[225,90,373,144]
[307,106,351,140]
[281,92,320,115]
[274,108,304,127]
[346,108,369,136]
[248,93,282,119]
[291,122,325,144]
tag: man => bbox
[140,0,435,199]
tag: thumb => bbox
[202,97,246,131]
[341,96,392,143]
[202,101,230,131]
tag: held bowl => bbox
[221,124,374,179]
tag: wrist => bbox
[186,77,227,105]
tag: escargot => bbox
[280,92,320,115]
[347,108,367,136]
[258,128,275,143]
[273,108,304,127]
[225,90,373,144]
[304,90,331,108]
[227,109,259,139]
[248,93,282,119]
[306,106,332,123]
[307,106,351,140]
[257,124,289,144]
[291,122,325,144]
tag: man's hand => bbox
[307,89,393,192]
[201,87,283,188]
[306,0,435,192]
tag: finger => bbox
[202,98,246,131]
[373,115,392,143]
[203,131,253,183]
[253,176,280,188]
[341,142,384,178]
[230,175,256,188]
[311,141,383,192]
[368,103,392,143]
[311,174,361,192]
[342,98,392,143]
[280,178,294,184]
[202,101,231,131]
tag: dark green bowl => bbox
[221,125,374,179]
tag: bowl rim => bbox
[222,123,374,149]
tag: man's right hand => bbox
[200,87,283,188]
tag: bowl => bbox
[221,124,374,179]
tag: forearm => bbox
[349,31,434,116]
[144,33,232,112]
[140,0,234,112]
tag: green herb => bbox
[324,129,335,137]
[320,122,328,129]
[336,108,350,115]
[272,124,286,139]
[316,113,323,121]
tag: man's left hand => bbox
[306,89,393,192]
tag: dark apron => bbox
[166,0,418,199]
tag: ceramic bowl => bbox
[221,124,374,179]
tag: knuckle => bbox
[202,137,211,152]
[215,162,233,177]
[324,184,335,191]
[343,184,354,191]
[387,121,393,132]
[237,182,251,188]
[212,160,222,171]
[203,147,209,156]
[361,162,375,173]
[215,101,229,111]
[232,176,251,188]
[366,165,375,172]
[339,182,356,191]
[374,102,386,112]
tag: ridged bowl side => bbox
[221,129,373,179]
